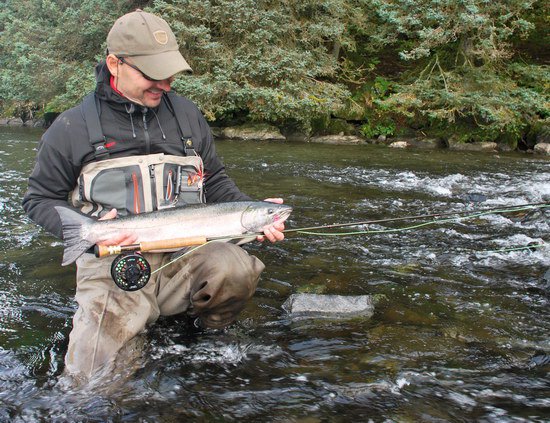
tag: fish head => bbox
[241,202,292,232]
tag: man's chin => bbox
[144,95,162,108]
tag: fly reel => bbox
[110,252,151,291]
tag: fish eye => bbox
[268,208,274,214]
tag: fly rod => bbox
[95,202,549,258]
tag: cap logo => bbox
[153,30,168,45]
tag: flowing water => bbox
[0,127,549,422]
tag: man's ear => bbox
[106,54,120,77]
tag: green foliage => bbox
[46,66,97,113]
[0,0,146,113]
[352,0,549,143]
[381,62,547,140]
[507,62,550,96]
[351,76,397,138]
[359,120,395,138]
[0,0,547,145]
[363,0,537,64]
[151,0,353,128]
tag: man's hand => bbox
[96,208,137,246]
[257,198,286,243]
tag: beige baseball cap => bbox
[107,9,192,80]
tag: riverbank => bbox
[0,117,45,128]
[3,119,549,156]
[212,123,550,156]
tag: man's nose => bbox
[154,79,172,91]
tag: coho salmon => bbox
[55,201,292,266]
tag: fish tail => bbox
[55,206,94,266]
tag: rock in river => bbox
[282,294,375,319]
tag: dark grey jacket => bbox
[22,62,249,238]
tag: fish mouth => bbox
[275,206,293,223]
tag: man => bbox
[22,10,285,381]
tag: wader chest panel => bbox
[72,154,204,217]
[77,92,204,217]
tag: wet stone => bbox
[282,293,375,319]
[534,142,550,156]
[220,123,286,141]
[542,268,550,290]
[528,352,550,369]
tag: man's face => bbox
[110,56,174,108]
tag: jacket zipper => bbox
[78,175,85,201]
[142,109,151,154]
[149,164,157,211]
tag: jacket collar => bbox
[94,61,160,115]
[95,61,126,106]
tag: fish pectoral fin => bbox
[232,236,257,246]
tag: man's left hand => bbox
[257,198,285,243]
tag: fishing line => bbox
[150,242,212,275]
[479,242,546,255]
[288,203,549,237]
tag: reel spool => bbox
[110,252,151,291]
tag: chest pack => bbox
[72,93,205,218]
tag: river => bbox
[0,127,549,422]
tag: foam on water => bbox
[151,338,284,366]
[311,164,550,204]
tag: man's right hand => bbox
[96,208,137,246]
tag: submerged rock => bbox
[542,268,550,290]
[459,192,488,203]
[282,294,375,319]
[528,351,550,369]
[385,137,444,149]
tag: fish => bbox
[55,201,292,266]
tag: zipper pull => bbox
[149,164,155,179]
[142,113,148,131]
[174,166,182,196]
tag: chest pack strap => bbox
[82,91,198,159]
[163,91,197,156]
[81,93,110,161]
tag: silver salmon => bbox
[55,201,292,266]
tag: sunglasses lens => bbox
[119,57,158,82]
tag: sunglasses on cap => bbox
[117,56,162,82]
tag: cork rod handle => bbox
[95,236,208,258]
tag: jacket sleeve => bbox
[22,128,82,239]
[196,112,252,203]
